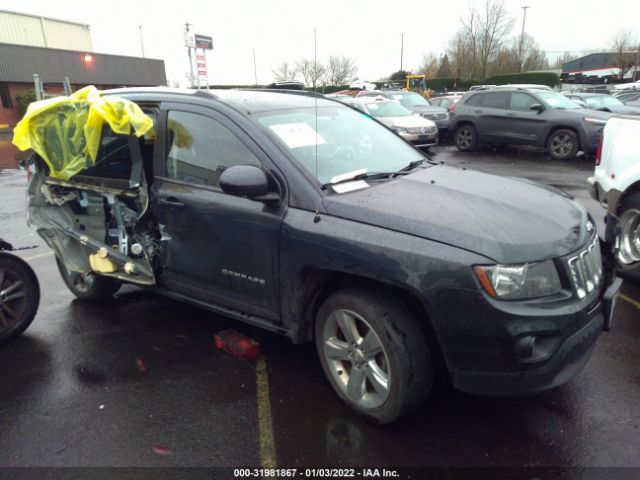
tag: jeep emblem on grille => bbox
[585,220,594,232]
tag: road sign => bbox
[184,32,195,48]
[195,34,213,50]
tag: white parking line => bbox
[619,293,640,311]
[22,251,54,262]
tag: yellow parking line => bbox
[256,355,277,468]
[619,293,640,310]
[22,251,54,262]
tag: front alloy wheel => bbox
[0,253,40,342]
[454,125,477,151]
[315,288,433,424]
[547,129,579,159]
[321,309,390,409]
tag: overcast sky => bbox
[4,0,640,86]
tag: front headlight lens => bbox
[473,260,562,300]
[393,126,408,133]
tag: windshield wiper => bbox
[399,157,438,172]
[321,170,411,190]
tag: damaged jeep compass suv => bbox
[23,87,621,424]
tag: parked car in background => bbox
[612,91,640,103]
[430,94,464,112]
[588,115,640,283]
[357,90,449,133]
[23,87,621,424]
[612,80,640,91]
[450,88,611,159]
[563,93,640,115]
[345,96,438,148]
[349,80,376,91]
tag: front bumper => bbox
[452,276,621,396]
[429,269,621,397]
[399,131,438,147]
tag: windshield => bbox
[583,96,624,109]
[536,92,582,110]
[257,106,424,186]
[392,92,430,108]
[365,101,412,117]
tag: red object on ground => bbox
[152,444,173,455]
[135,357,147,373]
[214,329,261,362]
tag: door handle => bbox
[158,197,185,208]
[507,113,516,117]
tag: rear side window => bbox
[165,111,261,188]
[464,93,484,106]
[481,92,509,109]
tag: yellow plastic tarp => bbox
[12,86,153,180]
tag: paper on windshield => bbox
[332,180,370,194]
[269,122,327,149]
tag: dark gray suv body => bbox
[450,88,612,159]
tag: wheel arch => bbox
[294,269,448,373]
[544,125,582,150]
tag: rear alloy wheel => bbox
[454,125,477,152]
[56,256,121,301]
[547,129,579,160]
[616,191,640,283]
[0,254,40,343]
[315,288,433,424]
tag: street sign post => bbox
[195,34,213,50]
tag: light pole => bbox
[185,22,194,87]
[400,33,405,72]
[253,49,258,86]
[519,6,530,73]
[138,25,145,58]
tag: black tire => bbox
[0,253,40,343]
[547,129,579,160]
[616,191,640,284]
[454,124,477,152]
[56,256,121,301]
[315,287,433,424]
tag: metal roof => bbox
[0,43,166,86]
[562,53,618,73]
[0,9,90,27]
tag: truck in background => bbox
[588,115,640,283]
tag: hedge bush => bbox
[15,89,37,115]
[424,77,481,92]
[484,72,560,87]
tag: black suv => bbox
[450,88,612,159]
[26,88,620,424]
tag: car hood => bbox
[404,105,448,115]
[376,116,436,128]
[599,105,640,115]
[323,165,590,264]
[552,108,611,120]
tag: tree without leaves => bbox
[272,62,296,82]
[459,0,514,79]
[552,51,579,70]
[295,58,326,89]
[417,53,439,79]
[611,30,638,79]
[326,55,358,86]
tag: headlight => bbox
[473,260,562,300]
[584,117,607,125]
[393,127,408,133]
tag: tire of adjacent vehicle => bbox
[55,256,121,301]
[314,287,433,424]
[547,129,579,160]
[0,253,40,343]
[454,124,477,152]
[616,191,640,284]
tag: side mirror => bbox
[219,165,279,203]
[529,103,545,112]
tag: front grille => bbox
[407,126,437,134]
[424,113,447,120]
[566,236,603,299]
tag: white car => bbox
[588,115,640,282]
[612,80,640,91]
[346,96,438,148]
[349,80,376,91]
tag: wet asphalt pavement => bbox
[0,146,639,472]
